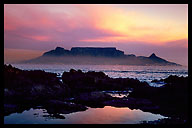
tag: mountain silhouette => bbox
[43,47,124,57]
[149,53,157,58]
[22,47,181,66]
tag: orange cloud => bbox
[4,4,188,46]
[74,4,187,45]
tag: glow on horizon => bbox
[4,4,188,66]
[86,5,187,44]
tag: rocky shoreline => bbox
[4,64,188,124]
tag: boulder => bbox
[44,100,88,114]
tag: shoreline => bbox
[4,64,188,124]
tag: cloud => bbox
[4,4,188,66]
[4,4,188,46]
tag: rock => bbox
[4,104,19,116]
[4,64,188,123]
[4,104,33,116]
[73,91,113,107]
[44,100,88,114]
[43,114,65,119]
[129,75,188,120]
[70,69,77,73]
[4,64,70,102]
[151,79,159,83]
[62,69,149,93]
[103,97,159,112]
[4,64,72,116]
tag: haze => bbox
[4,4,188,66]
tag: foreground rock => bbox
[4,64,84,116]
[4,64,70,102]
[62,69,149,93]
[103,97,159,112]
[44,100,88,114]
[73,91,114,108]
[4,65,188,124]
[62,69,188,123]
[130,75,188,121]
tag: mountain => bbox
[43,47,124,57]
[22,47,181,66]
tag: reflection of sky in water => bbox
[4,106,167,124]
[5,64,177,124]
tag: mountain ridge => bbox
[22,47,181,66]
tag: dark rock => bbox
[44,100,87,114]
[141,117,187,124]
[4,104,33,116]
[4,64,72,115]
[62,69,149,93]
[129,75,188,120]
[4,64,70,102]
[73,91,113,108]
[103,97,159,112]
[4,104,19,116]
[151,79,159,83]
[4,64,187,123]
[43,114,65,119]
[70,69,77,73]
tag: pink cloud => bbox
[164,39,188,48]
[4,4,188,66]
[4,4,187,45]
[24,35,50,41]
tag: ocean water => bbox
[11,64,188,87]
[4,64,188,124]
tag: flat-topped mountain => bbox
[43,47,124,57]
[23,47,181,66]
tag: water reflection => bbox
[4,106,167,124]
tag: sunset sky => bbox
[4,4,188,66]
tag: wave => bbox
[101,70,188,74]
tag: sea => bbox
[4,64,188,124]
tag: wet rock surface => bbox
[44,100,88,114]
[103,97,159,112]
[4,64,73,116]
[62,69,148,93]
[4,65,188,123]
[130,75,188,121]
[73,91,114,108]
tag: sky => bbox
[4,4,188,66]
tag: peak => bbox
[55,47,64,50]
[149,53,157,58]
